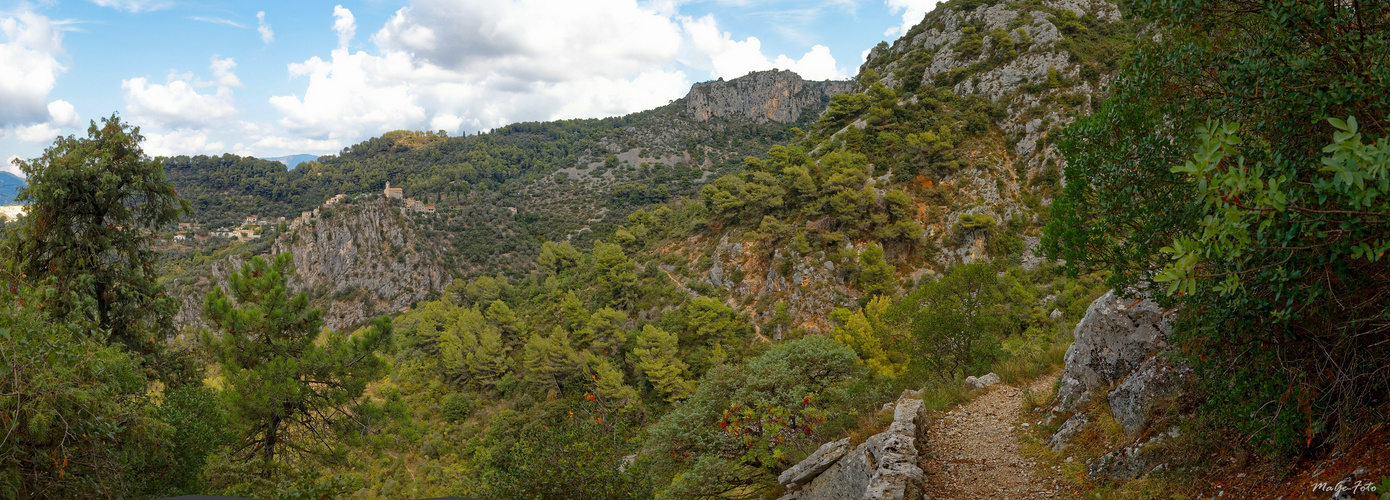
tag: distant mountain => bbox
[0,172,25,204]
[260,154,320,169]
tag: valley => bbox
[3,0,1388,499]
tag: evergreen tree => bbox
[634,325,691,401]
[588,355,638,410]
[484,299,520,340]
[200,254,391,484]
[584,307,628,357]
[523,326,582,397]
[857,243,896,298]
[830,296,905,378]
[593,240,638,308]
[467,326,510,391]
[7,114,190,354]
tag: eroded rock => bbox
[779,397,928,500]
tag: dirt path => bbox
[921,373,1061,499]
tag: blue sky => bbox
[0,0,944,175]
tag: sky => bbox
[0,0,945,176]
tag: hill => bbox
[152,0,1135,497]
[260,153,320,169]
[0,171,25,203]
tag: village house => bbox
[384,182,403,201]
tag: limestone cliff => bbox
[683,70,852,124]
[272,198,449,330]
[170,197,450,332]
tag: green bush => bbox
[441,393,475,423]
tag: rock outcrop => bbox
[778,397,928,500]
[1049,289,1187,452]
[684,70,852,124]
[171,198,450,333]
[273,199,449,330]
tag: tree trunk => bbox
[262,416,279,478]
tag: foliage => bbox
[830,296,907,378]
[634,324,692,402]
[1044,0,1390,458]
[644,336,862,498]
[900,262,1005,380]
[200,253,392,487]
[0,290,185,499]
[7,114,190,355]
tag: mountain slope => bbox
[0,172,25,203]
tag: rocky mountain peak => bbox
[682,69,853,124]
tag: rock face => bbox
[778,398,928,500]
[1053,290,1173,415]
[684,70,852,124]
[273,199,449,330]
[1049,289,1188,454]
[172,198,450,333]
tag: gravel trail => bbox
[921,373,1061,499]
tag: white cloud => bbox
[884,0,942,37]
[142,129,227,157]
[257,11,274,44]
[271,1,695,140]
[210,56,241,88]
[13,122,59,142]
[122,56,241,129]
[47,99,79,127]
[683,14,846,81]
[0,10,66,127]
[191,16,245,29]
[332,5,355,50]
[263,1,851,153]
[3,155,20,177]
[90,0,173,13]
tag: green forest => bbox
[2,0,1389,498]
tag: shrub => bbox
[441,393,475,423]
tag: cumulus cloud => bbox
[268,1,848,148]
[3,155,20,177]
[209,56,241,88]
[257,11,274,44]
[683,14,846,81]
[270,1,696,142]
[0,10,66,127]
[332,5,355,49]
[90,0,173,13]
[47,100,79,127]
[884,0,943,37]
[141,129,227,157]
[122,56,240,129]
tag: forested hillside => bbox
[147,0,1132,496]
[6,0,1386,498]
[164,71,848,274]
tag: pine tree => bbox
[524,326,582,397]
[857,243,896,298]
[8,114,190,355]
[200,253,390,482]
[584,307,628,357]
[830,296,905,378]
[559,291,590,332]
[468,326,510,391]
[484,299,519,339]
[588,355,638,410]
[634,325,691,401]
[593,240,638,308]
